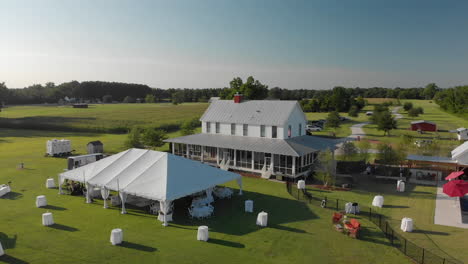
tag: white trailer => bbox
[67,153,104,170]
[46,139,72,156]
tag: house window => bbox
[272,126,277,138]
[216,122,220,133]
[231,123,236,135]
[260,125,265,137]
[243,124,248,136]
[288,125,292,138]
[299,123,302,136]
[206,122,211,133]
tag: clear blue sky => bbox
[1,0,467,89]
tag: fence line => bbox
[285,182,463,264]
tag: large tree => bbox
[141,129,168,149]
[222,76,268,100]
[375,111,397,136]
[423,83,438,100]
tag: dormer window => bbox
[216,122,220,133]
[288,125,292,138]
[231,123,236,135]
[206,122,211,133]
[260,125,265,137]
[299,123,302,136]
[243,124,248,136]
[272,126,277,138]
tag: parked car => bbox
[366,111,373,116]
[306,126,322,131]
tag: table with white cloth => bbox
[256,211,268,227]
[89,187,101,198]
[213,187,233,199]
[245,200,254,213]
[372,195,384,208]
[36,195,47,208]
[400,217,414,232]
[0,184,11,197]
[0,241,4,256]
[191,196,213,208]
[190,205,213,219]
[110,228,123,245]
[42,212,54,226]
[197,226,209,242]
[397,180,405,192]
[46,178,56,189]
[297,180,306,190]
[110,195,121,206]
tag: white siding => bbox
[283,105,307,138]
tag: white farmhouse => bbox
[165,94,336,179]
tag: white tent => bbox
[59,148,242,226]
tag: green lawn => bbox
[0,128,411,264]
[0,103,208,133]
[362,100,468,155]
[306,178,467,264]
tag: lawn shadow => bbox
[0,254,29,264]
[359,227,392,247]
[118,241,157,252]
[383,205,410,209]
[0,233,17,249]
[207,238,245,248]
[412,230,449,236]
[48,223,79,232]
[0,192,23,200]
[43,205,67,211]
[271,224,307,234]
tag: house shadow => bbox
[0,192,23,200]
[48,223,79,232]
[118,241,157,252]
[0,233,17,249]
[207,238,245,248]
[42,205,67,211]
[0,254,29,264]
[170,189,318,236]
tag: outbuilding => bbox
[410,120,437,132]
[456,128,468,141]
[87,141,104,154]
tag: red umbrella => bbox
[443,180,468,197]
[445,171,464,181]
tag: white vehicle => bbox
[366,111,373,116]
[67,153,104,170]
[46,139,72,156]
[306,125,322,131]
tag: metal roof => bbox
[406,154,456,164]
[165,133,337,157]
[200,100,306,126]
[410,120,436,125]
[452,141,468,160]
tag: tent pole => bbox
[58,175,62,195]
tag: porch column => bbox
[216,147,220,165]
[171,143,175,155]
[292,156,296,177]
[186,144,190,158]
[251,151,255,170]
[271,153,274,173]
[234,149,237,167]
[201,146,204,162]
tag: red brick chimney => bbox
[234,93,243,103]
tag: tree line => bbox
[0,80,466,115]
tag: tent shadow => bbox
[0,233,17,249]
[48,223,79,232]
[43,205,67,211]
[0,254,30,264]
[0,192,23,200]
[207,238,245,248]
[118,241,157,252]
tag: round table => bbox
[245,200,254,213]
[110,228,123,245]
[46,178,56,189]
[0,241,4,256]
[372,195,384,208]
[297,180,306,190]
[400,217,414,232]
[42,212,54,226]
[256,211,268,227]
[36,195,47,208]
[197,226,209,241]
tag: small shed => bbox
[456,128,468,141]
[410,120,437,132]
[87,141,104,154]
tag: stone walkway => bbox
[434,183,468,229]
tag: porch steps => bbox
[261,165,273,179]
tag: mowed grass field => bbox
[306,180,467,264]
[0,103,209,133]
[363,100,468,155]
[0,129,411,264]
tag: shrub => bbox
[403,102,413,111]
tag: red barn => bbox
[411,120,437,132]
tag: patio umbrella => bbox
[445,171,465,181]
[443,180,468,197]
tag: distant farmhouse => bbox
[165,94,336,179]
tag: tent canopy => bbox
[59,148,241,202]
[445,171,465,181]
